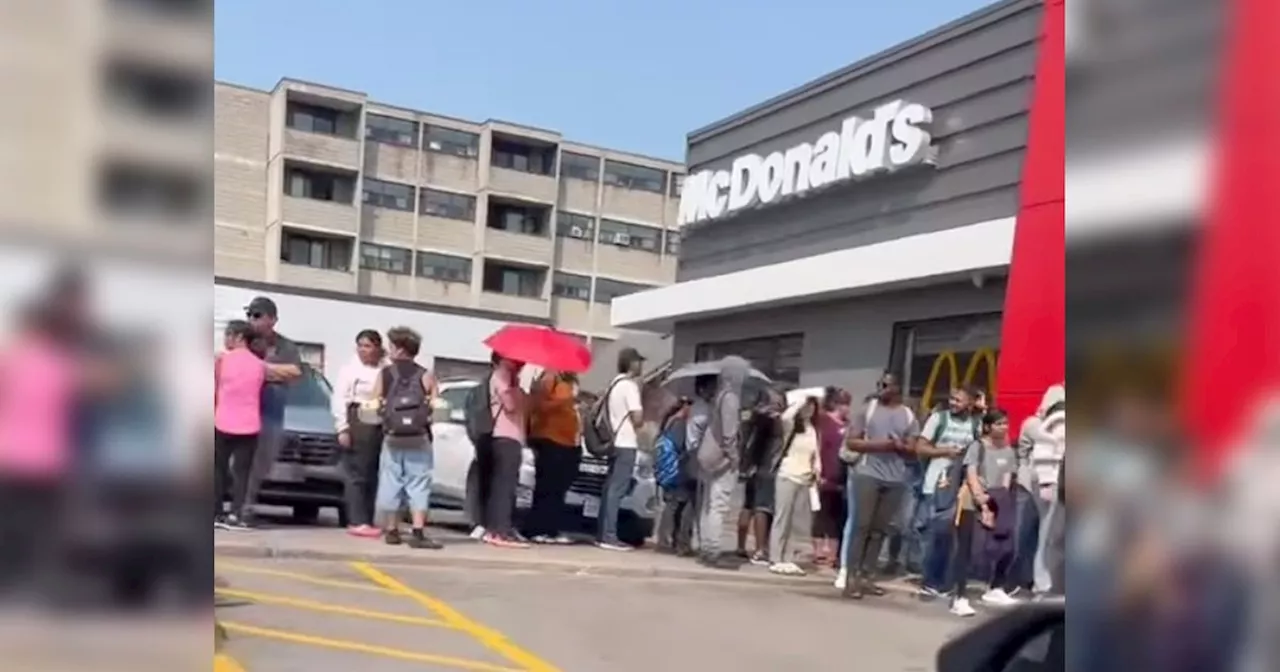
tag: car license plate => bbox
[580,463,609,475]
[581,496,601,518]
[269,463,305,483]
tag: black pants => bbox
[343,418,382,527]
[478,436,523,537]
[524,438,580,538]
[949,509,1016,597]
[213,430,257,519]
[845,475,906,577]
[656,481,697,552]
[0,479,61,596]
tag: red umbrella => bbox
[484,325,592,373]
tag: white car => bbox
[431,378,658,545]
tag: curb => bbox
[214,541,920,594]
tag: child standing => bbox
[373,327,442,549]
[214,320,265,530]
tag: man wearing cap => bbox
[238,296,302,528]
[597,347,646,551]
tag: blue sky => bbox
[215,0,991,161]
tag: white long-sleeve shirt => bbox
[331,356,382,433]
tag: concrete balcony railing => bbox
[422,152,479,192]
[479,292,549,319]
[278,263,354,292]
[282,128,360,168]
[484,228,552,265]
[601,184,665,224]
[488,166,557,203]
[282,196,358,234]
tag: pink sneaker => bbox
[484,533,530,549]
[347,524,381,538]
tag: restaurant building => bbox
[613,0,1043,403]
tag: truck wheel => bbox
[292,504,320,525]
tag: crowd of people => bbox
[213,294,1067,618]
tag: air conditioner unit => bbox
[614,233,632,247]
[570,226,585,239]
[428,140,443,151]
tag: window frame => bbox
[482,261,544,298]
[603,160,666,194]
[598,218,661,253]
[361,177,415,212]
[285,102,342,136]
[365,113,420,148]
[551,272,593,301]
[561,151,601,181]
[663,229,681,256]
[593,277,650,305]
[419,188,476,222]
[555,211,596,241]
[694,333,805,387]
[415,251,473,284]
[359,242,413,275]
[279,229,353,272]
[423,125,480,158]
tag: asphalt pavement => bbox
[214,556,971,672]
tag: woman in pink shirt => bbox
[213,320,265,529]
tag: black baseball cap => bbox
[244,296,278,318]
[618,347,646,367]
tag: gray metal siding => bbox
[672,280,1006,397]
[679,0,1040,281]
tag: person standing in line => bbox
[239,297,302,528]
[682,376,716,555]
[695,356,750,570]
[597,348,646,551]
[332,329,386,538]
[913,386,980,596]
[815,387,851,574]
[213,321,265,531]
[767,396,822,576]
[1028,385,1065,595]
[653,397,691,554]
[483,354,528,548]
[841,377,920,599]
[736,389,786,565]
[525,369,582,545]
[371,327,442,550]
[946,409,1022,617]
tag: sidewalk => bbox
[215,526,917,592]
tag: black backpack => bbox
[464,373,496,446]
[383,364,432,439]
[583,377,626,458]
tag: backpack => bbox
[654,430,682,490]
[383,364,432,439]
[934,438,984,514]
[928,409,981,445]
[583,377,627,458]
[464,373,496,446]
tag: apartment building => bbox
[215,78,685,348]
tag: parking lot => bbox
[214,556,966,671]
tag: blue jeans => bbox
[375,438,433,514]
[597,447,637,544]
[881,477,926,570]
[918,494,953,590]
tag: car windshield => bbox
[286,364,333,407]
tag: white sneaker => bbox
[981,588,1019,607]
[469,525,487,540]
[950,597,977,617]
[834,567,849,590]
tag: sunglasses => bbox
[246,311,267,319]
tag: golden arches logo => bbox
[918,348,998,415]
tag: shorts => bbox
[742,473,776,514]
[375,438,434,514]
[810,488,847,539]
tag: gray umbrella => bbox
[662,359,772,400]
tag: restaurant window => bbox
[694,333,804,387]
[886,312,1002,412]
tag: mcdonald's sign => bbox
[918,348,999,415]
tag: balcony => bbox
[105,0,212,71]
[283,99,361,168]
[480,292,548,318]
[281,163,358,233]
[487,134,558,202]
[485,197,552,264]
[279,263,354,292]
[481,259,549,317]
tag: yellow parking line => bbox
[220,621,520,672]
[216,588,458,629]
[213,653,246,672]
[352,562,563,672]
[216,561,393,593]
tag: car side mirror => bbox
[936,601,1064,672]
